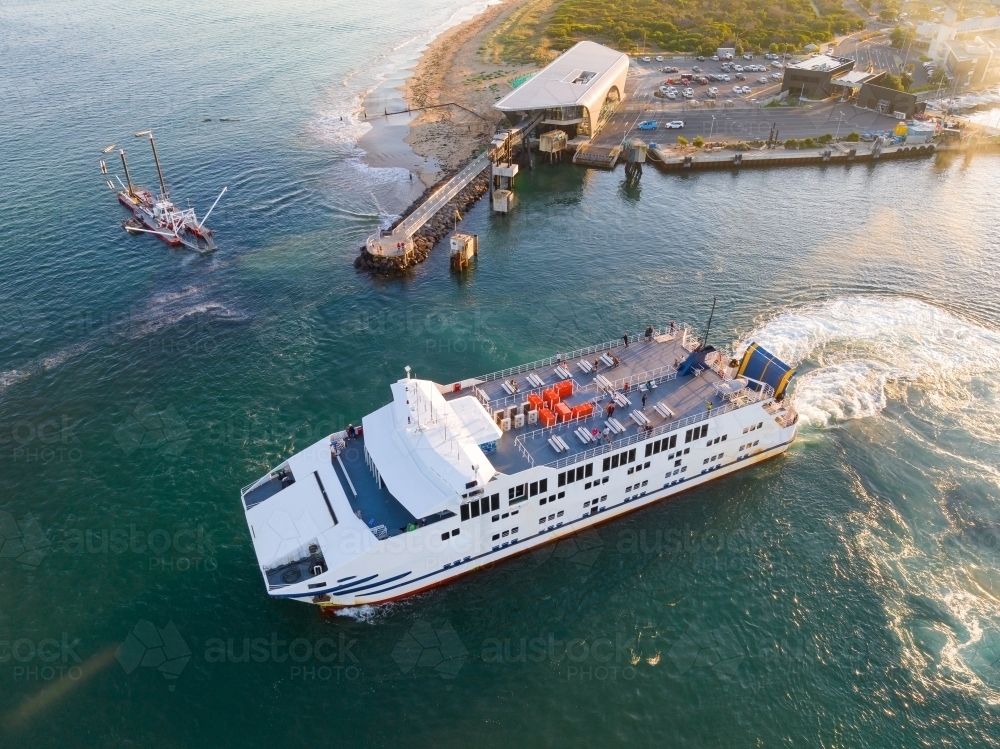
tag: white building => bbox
[493,41,629,143]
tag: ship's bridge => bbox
[361,377,503,519]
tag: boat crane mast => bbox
[135,130,168,200]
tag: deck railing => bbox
[474,324,694,383]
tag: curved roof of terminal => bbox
[493,41,629,112]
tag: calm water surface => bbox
[3,1,1000,746]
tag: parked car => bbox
[692,66,702,73]
[734,65,743,72]
[735,73,746,81]
[656,55,664,61]
[643,56,651,62]
[708,86,718,97]
[742,85,752,94]
[771,72,782,80]
[711,55,720,61]
[697,55,706,61]
[743,53,753,60]
[667,66,680,73]
[771,61,783,69]
[733,85,743,93]
[666,120,685,129]
[682,89,694,99]
[665,91,677,99]
[721,74,731,81]
[757,76,768,84]
[637,120,657,130]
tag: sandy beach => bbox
[360,0,541,186]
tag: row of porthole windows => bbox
[742,422,763,434]
[492,527,519,540]
[539,512,564,524]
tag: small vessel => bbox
[239,320,799,610]
[101,130,226,252]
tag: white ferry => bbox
[239,324,798,609]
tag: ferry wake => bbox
[239,322,799,609]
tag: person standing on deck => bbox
[641,392,647,408]
[623,333,629,347]
[645,326,654,341]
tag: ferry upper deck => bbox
[442,324,770,476]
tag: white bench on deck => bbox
[654,401,675,419]
[575,427,594,444]
[600,353,615,367]
[595,374,614,392]
[526,372,544,388]
[554,365,572,380]
[612,391,631,408]
[548,435,570,453]
[501,379,519,395]
[605,417,626,435]
[638,379,658,392]
[577,359,593,374]
[630,410,652,427]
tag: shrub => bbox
[845,131,861,142]
[784,138,799,149]
[692,135,705,147]
[802,137,816,148]
[677,135,689,146]
[818,133,833,143]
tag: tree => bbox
[693,135,705,147]
[890,25,913,48]
[901,71,913,89]
[785,138,799,148]
[880,73,904,91]
[677,135,689,145]
[845,131,861,142]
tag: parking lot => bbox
[629,54,786,110]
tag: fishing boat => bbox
[239,320,798,609]
[100,130,226,252]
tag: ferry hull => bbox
[322,436,793,609]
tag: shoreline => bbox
[359,0,539,189]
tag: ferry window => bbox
[442,532,450,541]
[557,511,564,517]
[509,484,526,500]
[471,502,480,518]
[628,467,634,475]
[491,494,500,511]
[758,422,763,429]
[611,454,620,469]
[492,514,500,522]
[512,527,518,533]
[540,497,547,505]
[704,458,709,464]
[684,448,690,455]
[669,435,677,449]
[681,466,687,472]
[530,481,539,496]
[754,440,759,446]
[584,500,590,507]
[602,477,608,484]
[539,518,545,525]
[601,495,607,501]
[674,459,682,467]
[685,429,693,444]
[558,472,566,487]
[653,441,661,454]
[743,427,749,434]
[511,510,519,516]
[540,478,548,492]
[493,534,500,541]
[645,443,653,458]
[644,462,650,468]
[548,514,555,521]
[576,466,585,482]
[714,437,720,445]
[453,529,459,536]
[585,481,592,489]
[461,504,470,521]
[626,485,632,492]
[502,512,509,519]
[558,491,565,499]
[700,425,708,439]
[567,470,576,484]
[642,481,648,487]
[549,495,555,502]
[480,496,490,515]
[502,530,509,537]
[668,452,674,460]
[628,448,636,462]
[602,457,611,472]
[721,435,727,441]
[585,464,593,478]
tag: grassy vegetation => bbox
[482,0,864,66]
[542,0,864,57]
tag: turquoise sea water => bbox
[3,1,1000,746]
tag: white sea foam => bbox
[740,297,1000,427]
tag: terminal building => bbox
[780,54,856,99]
[493,41,629,144]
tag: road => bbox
[595,99,901,146]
